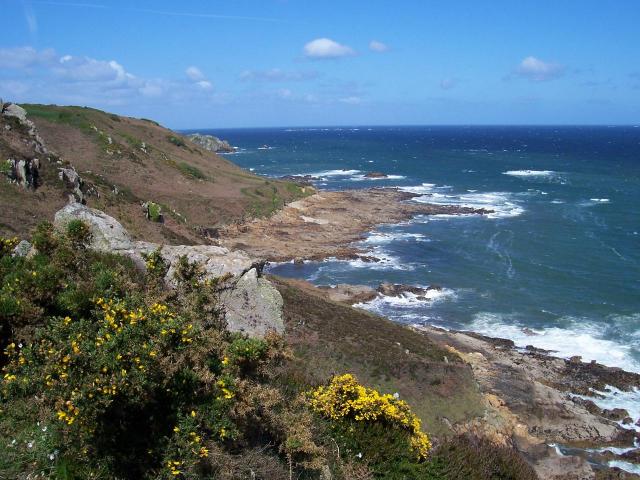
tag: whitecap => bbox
[467,313,640,373]
[307,169,361,177]
[503,170,556,177]
[590,198,610,203]
[355,288,457,312]
[361,232,429,245]
[400,186,525,219]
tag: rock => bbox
[12,240,32,257]
[602,408,631,421]
[364,171,388,179]
[58,167,86,203]
[377,282,442,298]
[2,103,27,123]
[5,158,40,188]
[280,175,318,186]
[54,203,133,251]
[187,133,235,153]
[219,268,284,337]
[53,203,281,337]
[318,284,378,304]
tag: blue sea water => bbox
[192,126,640,372]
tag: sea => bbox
[191,126,640,375]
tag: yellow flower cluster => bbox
[308,374,431,459]
[166,460,183,476]
[216,379,234,400]
[0,236,19,256]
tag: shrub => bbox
[66,219,92,248]
[178,162,206,180]
[308,374,431,461]
[167,135,186,147]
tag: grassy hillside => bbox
[0,104,310,243]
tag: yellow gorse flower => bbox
[308,374,431,460]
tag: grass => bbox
[167,135,186,147]
[271,276,486,437]
[178,162,207,180]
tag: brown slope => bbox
[0,104,311,243]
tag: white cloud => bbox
[239,68,320,82]
[55,56,132,83]
[196,80,213,90]
[440,78,457,90]
[0,46,56,69]
[339,96,362,105]
[0,46,218,107]
[303,38,355,59]
[185,66,205,81]
[369,40,389,53]
[516,56,564,82]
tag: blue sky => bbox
[1,0,639,128]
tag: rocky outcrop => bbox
[364,171,388,179]
[53,203,283,337]
[220,268,284,337]
[5,158,40,188]
[187,133,235,153]
[377,282,442,298]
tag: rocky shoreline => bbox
[217,186,640,478]
[220,188,491,262]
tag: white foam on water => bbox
[362,232,429,245]
[346,250,413,271]
[350,174,407,182]
[308,169,361,177]
[467,312,640,373]
[574,386,640,426]
[590,198,610,203]
[400,185,525,219]
[355,288,458,312]
[503,170,556,177]
[608,461,640,475]
[551,200,565,204]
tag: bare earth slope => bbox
[0,104,310,243]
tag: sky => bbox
[1,0,639,128]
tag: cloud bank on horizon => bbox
[0,0,638,127]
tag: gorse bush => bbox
[0,226,538,479]
[0,226,322,479]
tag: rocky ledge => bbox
[186,133,235,153]
[52,203,282,338]
[221,188,492,262]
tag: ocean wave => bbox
[401,185,525,219]
[362,232,429,245]
[355,288,457,312]
[350,174,407,181]
[574,386,640,428]
[503,170,556,177]
[590,198,610,203]
[467,312,640,373]
[308,169,361,177]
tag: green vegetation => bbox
[22,105,94,133]
[0,160,11,176]
[0,227,538,479]
[168,135,186,147]
[147,202,163,222]
[178,162,207,180]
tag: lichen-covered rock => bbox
[6,158,40,188]
[2,103,28,123]
[187,133,235,153]
[219,268,284,336]
[12,240,32,257]
[53,203,282,337]
[54,203,133,251]
[59,167,86,203]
